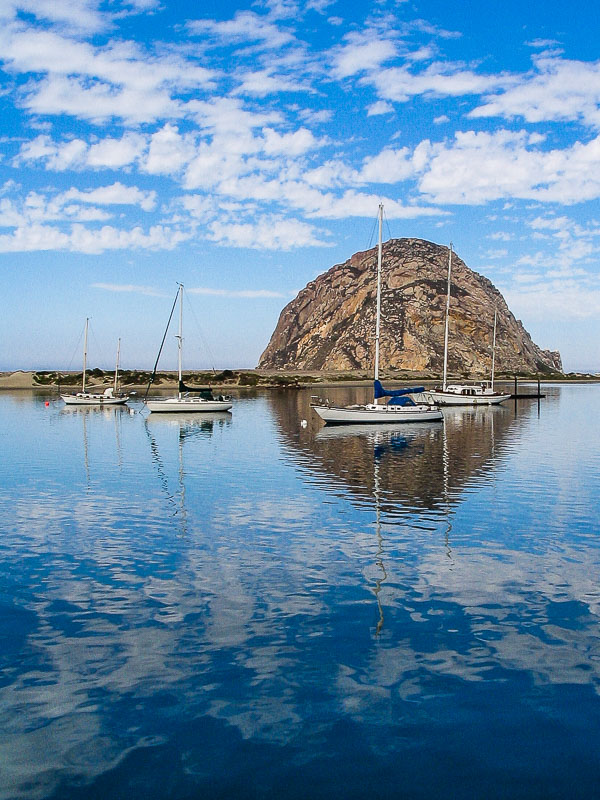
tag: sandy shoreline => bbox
[1,369,597,391]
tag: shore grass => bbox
[0,367,595,390]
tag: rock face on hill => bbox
[258,238,562,375]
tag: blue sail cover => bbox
[373,380,425,399]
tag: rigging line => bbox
[184,291,218,373]
[65,324,85,371]
[144,287,180,402]
[366,210,379,250]
[383,206,393,243]
[87,321,108,371]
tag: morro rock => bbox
[258,238,562,375]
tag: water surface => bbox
[1,385,599,798]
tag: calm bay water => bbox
[1,384,600,799]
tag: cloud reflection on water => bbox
[0,388,600,798]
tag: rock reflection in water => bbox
[270,387,526,513]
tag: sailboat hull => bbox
[422,390,510,406]
[146,397,233,413]
[312,403,443,424]
[61,393,128,406]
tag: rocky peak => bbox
[258,238,562,375]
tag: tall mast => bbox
[114,337,121,394]
[491,309,497,391]
[82,317,89,393]
[442,243,452,392]
[374,203,383,383]
[177,283,183,399]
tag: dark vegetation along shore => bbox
[1,368,597,391]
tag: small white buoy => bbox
[300,419,307,428]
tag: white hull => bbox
[312,403,443,424]
[61,393,128,406]
[423,390,510,406]
[146,397,232,413]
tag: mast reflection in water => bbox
[1,385,600,799]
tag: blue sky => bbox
[1,0,599,372]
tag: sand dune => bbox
[0,371,36,389]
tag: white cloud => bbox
[87,134,146,168]
[470,55,600,129]
[332,33,397,79]
[187,11,295,50]
[0,222,191,253]
[0,0,108,34]
[207,215,329,249]
[367,100,394,116]
[92,282,166,296]
[366,62,506,104]
[418,130,600,205]
[503,281,600,321]
[233,68,312,97]
[142,124,195,175]
[261,126,322,156]
[356,147,415,184]
[61,182,157,211]
[1,24,216,124]
[15,133,146,171]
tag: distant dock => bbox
[510,377,545,399]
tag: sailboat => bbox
[145,284,233,413]
[61,320,129,406]
[423,245,511,407]
[311,205,443,425]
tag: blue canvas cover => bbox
[373,380,425,399]
[387,395,415,406]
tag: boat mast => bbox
[82,317,89,393]
[114,337,121,394]
[374,203,383,384]
[177,283,183,400]
[491,309,497,391]
[442,244,452,392]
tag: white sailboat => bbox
[311,205,443,425]
[422,246,511,407]
[146,284,233,414]
[61,320,129,406]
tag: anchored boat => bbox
[423,248,510,407]
[311,205,442,425]
[145,284,233,414]
[61,321,129,406]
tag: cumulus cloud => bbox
[61,182,157,211]
[207,215,329,249]
[417,130,600,205]
[1,24,216,124]
[366,62,507,104]
[367,100,394,116]
[187,10,295,50]
[0,223,191,254]
[15,133,146,171]
[470,55,600,129]
[0,0,108,34]
[331,33,397,79]
[142,124,195,175]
